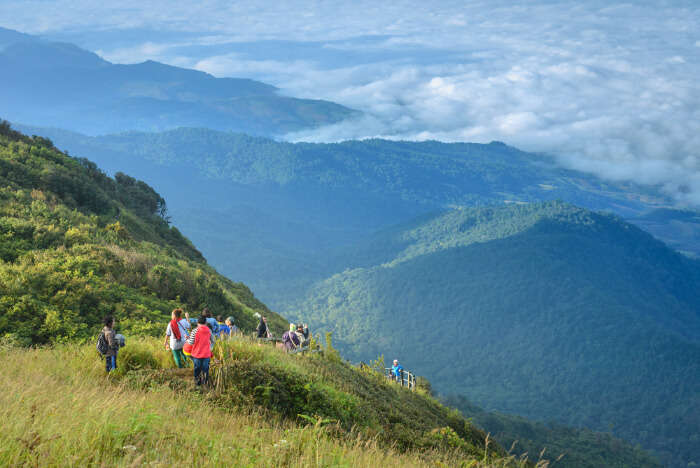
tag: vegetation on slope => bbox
[286,202,700,467]
[0,337,542,467]
[0,121,286,344]
[444,396,660,468]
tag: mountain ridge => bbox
[0,26,356,136]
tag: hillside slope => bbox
[286,202,700,467]
[0,27,355,136]
[0,121,286,343]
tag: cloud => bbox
[3,0,700,205]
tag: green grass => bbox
[0,337,550,467]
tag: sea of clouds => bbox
[3,0,700,204]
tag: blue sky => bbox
[2,0,699,204]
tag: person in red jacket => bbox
[186,316,214,386]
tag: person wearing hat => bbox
[282,323,299,351]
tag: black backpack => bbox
[96,331,108,355]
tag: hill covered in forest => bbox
[0,120,287,343]
[17,125,695,310]
[284,202,700,467]
[0,27,355,136]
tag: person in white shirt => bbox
[164,308,191,368]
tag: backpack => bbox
[115,334,126,348]
[96,331,108,355]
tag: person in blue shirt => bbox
[217,315,231,338]
[391,359,404,384]
[202,308,220,335]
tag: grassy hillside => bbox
[285,202,700,467]
[0,336,534,467]
[0,120,286,344]
[0,27,355,136]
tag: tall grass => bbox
[0,341,543,467]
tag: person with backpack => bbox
[99,316,119,372]
[282,323,299,352]
[164,308,190,368]
[187,316,214,386]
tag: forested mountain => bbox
[0,27,355,136]
[285,202,700,467]
[17,125,697,310]
[0,121,286,344]
[444,395,660,468]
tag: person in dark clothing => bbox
[102,316,119,372]
[256,315,269,338]
[302,323,310,340]
[282,323,298,352]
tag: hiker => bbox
[164,308,191,368]
[187,316,214,386]
[225,316,239,335]
[295,324,308,348]
[217,315,230,338]
[101,316,119,372]
[391,359,404,384]
[302,323,310,341]
[202,308,220,335]
[282,323,299,351]
[256,315,270,339]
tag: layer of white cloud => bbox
[3,0,700,204]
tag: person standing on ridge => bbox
[164,308,190,368]
[102,316,119,372]
[256,315,270,339]
[225,316,239,336]
[217,315,230,338]
[391,359,404,384]
[202,308,220,335]
[187,316,214,386]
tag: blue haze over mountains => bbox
[2,4,700,464]
[0,27,354,136]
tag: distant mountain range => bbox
[286,202,700,467]
[0,27,355,136]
